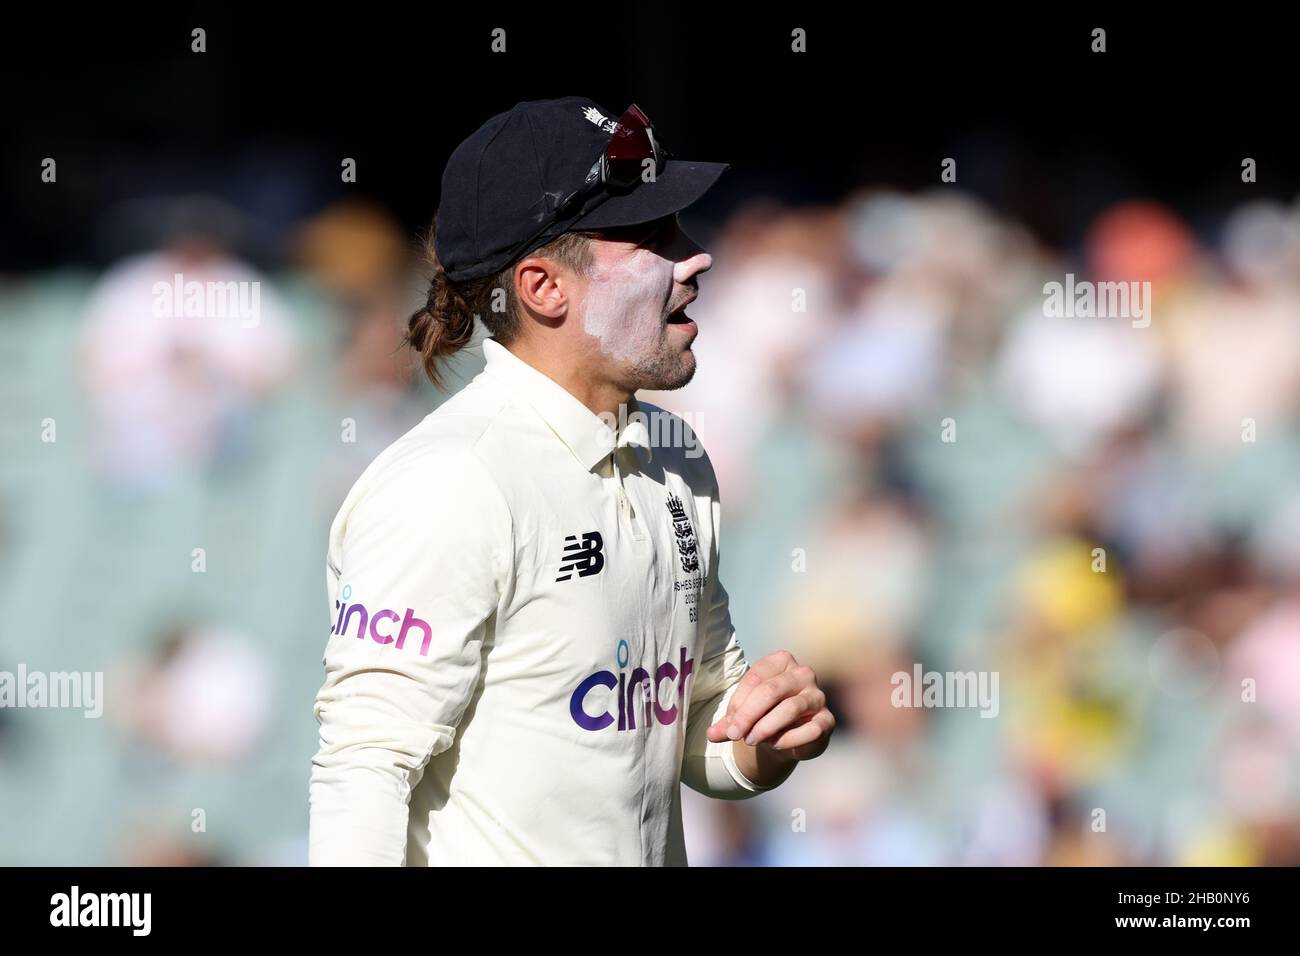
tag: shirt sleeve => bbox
[309,448,512,865]
[679,471,790,800]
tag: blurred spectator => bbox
[78,201,298,490]
[117,624,273,765]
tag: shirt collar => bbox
[480,337,653,472]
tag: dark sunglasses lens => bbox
[609,108,652,155]
[604,156,647,188]
[605,105,661,187]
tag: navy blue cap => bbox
[434,96,729,282]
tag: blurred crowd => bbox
[1,183,1299,865]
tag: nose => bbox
[668,225,713,285]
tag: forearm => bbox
[682,682,776,799]
[729,737,798,790]
[309,754,414,866]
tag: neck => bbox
[505,340,633,421]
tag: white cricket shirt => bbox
[309,337,782,866]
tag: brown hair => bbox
[407,215,597,389]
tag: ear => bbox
[515,255,572,322]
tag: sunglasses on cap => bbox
[508,104,672,263]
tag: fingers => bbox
[725,650,797,720]
[706,713,734,743]
[708,653,792,741]
[770,710,835,753]
[727,666,770,713]
[725,666,816,744]
[742,693,811,748]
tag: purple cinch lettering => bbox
[678,646,695,716]
[370,609,400,645]
[654,661,678,725]
[340,603,368,640]
[571,648,698,732]
[626,667,651,730]
[570,671,617,731]
[395,607,433,656]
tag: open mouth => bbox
[666,308,692,325]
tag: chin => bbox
[628,346,697,392]
[662,354,697,391]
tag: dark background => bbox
[3,8,1294,268]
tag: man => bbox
[309,96,833,865]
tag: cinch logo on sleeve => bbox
[331,584,433,656]
[570,643,694,732]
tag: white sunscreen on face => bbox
[580,248,672,363]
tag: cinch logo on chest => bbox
[570,642,695,732]
[556,530,604,581]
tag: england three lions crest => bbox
[665,494,700,574]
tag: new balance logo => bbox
[556,531,605,581]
